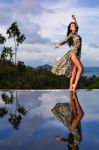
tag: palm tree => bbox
[1,47,14,61]
[6,22,26,65]
[0,34,6,44]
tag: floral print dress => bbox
[51,102,81,146]
[51,33,82,78]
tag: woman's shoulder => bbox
[68,33,82,42]
[76,34,82,41]
[76,34,82,38]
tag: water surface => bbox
[0,90,99,150]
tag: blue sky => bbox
[0,0,99,67]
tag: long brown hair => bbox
[67,22,79,47]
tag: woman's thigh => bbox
[70,52,83,69]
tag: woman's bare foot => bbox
[55,135,68,142]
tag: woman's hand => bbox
[72,15,76,20]
[54,43,60,48]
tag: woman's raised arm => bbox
[72,15,78,25]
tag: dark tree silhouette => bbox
[0,34,6,44]
[1,92,14,104]
[0,108,8,118]
[0,91,27,129]
[1,47,14,61]
[6,22,26,65]
[8,91,27,129]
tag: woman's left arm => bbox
[72,15,78,25]
[54,34,71,48]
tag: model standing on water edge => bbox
[51,15,84,92]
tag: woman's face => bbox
[70,23,77,33]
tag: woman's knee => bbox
[79,65,84,73]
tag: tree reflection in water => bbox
[0,91,27,129]
[51,91,84,150]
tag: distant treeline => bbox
[0,60,99,89]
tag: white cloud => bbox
[28,91,70,119]
[0,0,99,67]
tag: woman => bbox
[51,91,84,149]
[51,15,84,92]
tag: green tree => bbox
[1,47,14,61]
[8,91,27,129]
[6,22,26,65]
[0,34,6,44]
[0,34,6,62]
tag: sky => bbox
[0,0,99,67]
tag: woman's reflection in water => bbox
[51,91,84,150]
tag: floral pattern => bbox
[51,33,82,78]
[51,102,81,146]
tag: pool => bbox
[0,89,99,150]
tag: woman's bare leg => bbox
[70,52,84,91]
[69,91,84,130]
[69,65,77,91]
